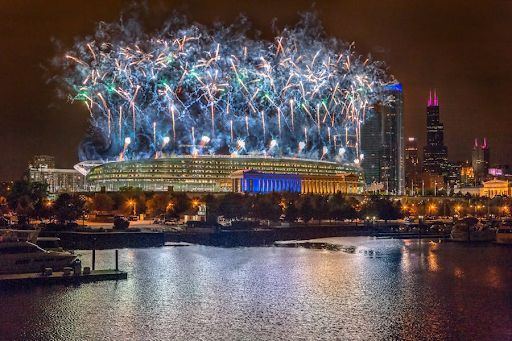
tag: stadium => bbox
[61,14,392,195]
[83,155,363,194]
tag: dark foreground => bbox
[1,237,511,340]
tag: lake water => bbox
[1,237,511,340]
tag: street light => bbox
[128,200,136,215]
[428,204,437,216]
[191,199,201,208]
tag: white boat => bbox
[0,230,77,274]
[450,218,496,242]
[0,241,77,274]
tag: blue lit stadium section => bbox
[232,171,301,193]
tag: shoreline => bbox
[39,224,450,249]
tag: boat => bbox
[450,217,496,242]
[496,220,512,245]
[0,230,77,274]
[36,237,65,252]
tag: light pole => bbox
[128,200,136,216]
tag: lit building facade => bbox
[85,155,364,193]
[472,138,490,183]
[446,161,462,186]
[360,82,404,194]
[28,167,86,194]
[231,170,301,193]
[423,90,448,177]
[231,170,360,195]
[404,137,420,194]
[460,162,475,185]
[480,179,511,198]
[27,155,86,194]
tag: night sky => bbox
[1,0,511,179]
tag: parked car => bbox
[164,217,178,225]
[128,215,138,221]
[113,215,130,230]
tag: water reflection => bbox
[1,238,511,340]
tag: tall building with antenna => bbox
[472,138,490,183]
[422,90,448,177]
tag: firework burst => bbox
[56,12,393,163]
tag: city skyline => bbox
[1,0,512,179]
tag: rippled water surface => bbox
[1,237,511,340]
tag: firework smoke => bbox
[56,12,393,163]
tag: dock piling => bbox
[115,250,119,271]
[92,249,96,271]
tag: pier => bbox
[0,249,127,288]
[0,269,127,288]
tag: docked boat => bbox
[496,220,512,245]
[450,217,496,242]
[0,230,77,274]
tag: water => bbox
[1,237,511,340]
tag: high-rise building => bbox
[27,155,85,194]
[446,161,463,186]
[405,137,420,193]
[361,82,404,194]
[422,90,448,176]
[460,161,475,186]
[472,138,490,183]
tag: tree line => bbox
[2,180,511,226]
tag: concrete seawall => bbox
[40,231,165,249]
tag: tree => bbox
[328,193,358,221]
[298,195,314,223]
[284,203,299,223]
[169,193,191,218]
[204,194,221,223]
[218,193,248,220]
[146,193,171,217]
[361,196,402,222]
[312,195,329,223]
[250,194,281,222]
[118,187,146,215]
[7,180,48,221]
[92,193,114,213]
[15,195,34,224]
[53,193,88,224]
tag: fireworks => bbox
[57,12,393,163]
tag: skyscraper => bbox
[472,138,490,183]
[405,137,420,193]
[361,83,404,194]
[422,90,448,176]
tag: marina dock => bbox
[0,269,127,287]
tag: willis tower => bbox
[422,90,448,176]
